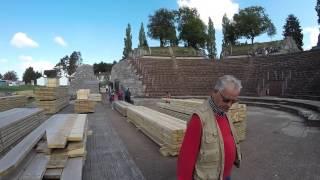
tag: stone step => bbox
[242,101,320,126]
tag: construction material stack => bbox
[158,98,248,141]
[227,103,247,141]
[0,114,88,180]
[35,78,69,114]
[88,93,102,102]
[113,101,133,117]
[74,89,96,113]
[0,95,27,112]
[0,108,46,155]
[126,106,186,156]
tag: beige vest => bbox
[193,99,241,180]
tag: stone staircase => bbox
[239,96,320,126]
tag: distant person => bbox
[125,88,132,104]
[177,75,242,180]
[165,91,171,103]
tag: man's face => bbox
[212,86,240,112]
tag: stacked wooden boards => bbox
[0,95,27,112]
[74,89,96,113]
[43,114,88,180]
[88,93,102,102]
[35,86,69,114]
[0,114,88,180]
[113,101,133,117]
[126,106,186,156]
[46,78,60,88]
[158,98,248,141]
[0,108,46,156]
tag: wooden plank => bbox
[19,153,49,180]
[46,114,76,148]
[43,168,63,179]
[68,114,87,141]
[0,120,49,176]
[61,157,83,180]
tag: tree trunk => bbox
[251,37,254,45]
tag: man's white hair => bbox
[214,75,242,92]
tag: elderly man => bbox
[177,75,242,180]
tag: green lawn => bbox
[0,85,36,92]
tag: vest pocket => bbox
[199,148,220,163]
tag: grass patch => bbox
[0,85,36,92]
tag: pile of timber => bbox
[0,95,27,112]
[88,93,102,102]
[0,108,46,156]
[158,99,248,141]
[228,103,247,141]
[113,101,133,117]
[46,78,60,88]
[126,106,186,156]
[0,114,88,180]
[35,86,69,114]
[74,89,96,113]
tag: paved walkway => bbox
[59,101,145,180]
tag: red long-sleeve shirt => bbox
[177,114,236,180]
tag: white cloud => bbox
[10,32,39,48]
[19,55,55,73]
[0,58,8,63]
[303,27,319,50]
[177,0,239,30]
[54,36,68,47]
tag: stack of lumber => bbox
[227,103,247,141]
[74,89,95,113]
[43,114,88,180]
[113,101,133,117]
[100,87,106,93]
[46,78,60,88]
[35,86,69,114]
[0,108,46,156]
[126,106,186,156]
[88,93,102,102]
[16,90,35,98]
[158,98,248,141]
[76,89,90,99]
[0,95,27,112]
[0,114,88,180]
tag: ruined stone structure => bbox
[70,64,99,96]
[110,60,144,97]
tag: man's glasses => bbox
[218,91,239,104]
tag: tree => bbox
[283,14,303,50]
[138,23,148,48]
[267,22,276,40]
[316,0,320,24]
[147,8,177,47]
[93,61,113,75]
[222,14,239,56]
[0,73,2,79]
[55,51,82,76]
[233,6,275,44]
[69,51,82,75]
[23,67,42,84]
[3,71,18,81]
[206,17,216,59]
[176,7,207,49]
[123,23,132,59]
